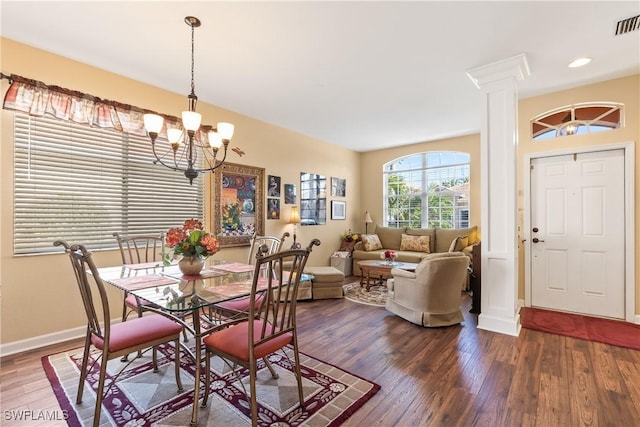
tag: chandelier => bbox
[143,16,234,184]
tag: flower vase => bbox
[385,258,394,265]
[179,255,205,276]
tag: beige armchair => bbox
[386,252,469,327]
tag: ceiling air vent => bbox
[615,14,640,36]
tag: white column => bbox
[466,54,530,336]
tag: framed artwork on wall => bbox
[213,162,265,247]
[268,198,280,219]
[284,183,296,204]
[267,175,281,197]
[331,177,346,197]
[331,200,346,220]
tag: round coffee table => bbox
[357,260,418,291]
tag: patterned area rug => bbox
[342,280,387,307]
[42,343,379,426]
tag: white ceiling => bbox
[1,1,639,152]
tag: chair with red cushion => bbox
[201,239,320,427]
[54,240,184,427]
[113,232,164,322]
[212,232,289,320]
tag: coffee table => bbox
[358,260,419,291]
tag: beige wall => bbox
[0,38,361,346]
[361,75,640,317]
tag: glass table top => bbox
[98,259,312,313]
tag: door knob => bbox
[532,227,539,233]
[532,237,545,243]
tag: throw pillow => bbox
[400,234,431,253]
[448,235,469,252]
[339,240,356,253]
[361,234,383,251]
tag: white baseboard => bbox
[0,326,85,358]
[478,312,522,336]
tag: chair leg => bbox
[152,346,159,373]
[174,339,184,392]
[292,340,304,408]
[249,362,258,427]
[76,333,91,404]
[92,353,109,427]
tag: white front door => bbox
[530,149,625,319]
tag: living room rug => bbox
[342,280,387,307]
[521,307,640,351]
[42,343,380,426]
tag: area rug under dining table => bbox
[42,343,379,426]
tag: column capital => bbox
[466,53,530,89]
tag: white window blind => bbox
[14,113,204,254]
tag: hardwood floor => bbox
[2,293,640,426]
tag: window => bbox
[531,103,623,140]
[384,152,470,229]
[14,113,204,255]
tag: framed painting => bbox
[284,183,296,204]
[267,175,281,197]
[213,162,265,247]
[331,177,346,197]
[331,200,346,220]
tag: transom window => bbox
[13,113,204,255]
[384,152,470,229]
[531,103,623,140]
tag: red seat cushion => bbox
[91,315,183,353]
[125,294,152,308]
[203,320,292,361]
[216,294,265,312]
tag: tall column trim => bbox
[467,53,530,336]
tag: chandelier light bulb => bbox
[143,113,164,134]
[167,128,184,144]
[182,111,202,132]
[208,130,223,149]
[217,122,234,141]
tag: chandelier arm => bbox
[191,145,230,173]
[151,143,188,172]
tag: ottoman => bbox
[303,266,345,299]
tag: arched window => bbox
[383,152,470,229]
[531,103,623,140]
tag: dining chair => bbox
[212,232,290,319]
[53,240,184,427]
[113,232,164,322]
[201,238,321,427]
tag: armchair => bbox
[386,252,469,327]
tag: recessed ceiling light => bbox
[568,57,592,68]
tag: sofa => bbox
[351,224,480,276]
[386,252,470,327]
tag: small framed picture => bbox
[331,177,346,197]
[268,198,280,219]
[331,200,346,220]
[267,175,281,197]
[284,183,296,204]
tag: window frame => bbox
[383,151,470,229]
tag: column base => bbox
[477,312,521,336]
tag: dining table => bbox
[97,259,312,426]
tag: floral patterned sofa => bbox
[351,225,479,277]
